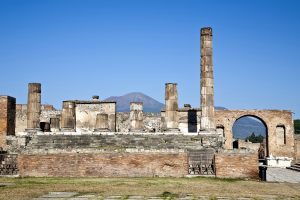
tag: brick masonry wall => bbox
[17,152,188,177]
[0,96,15,148]
[215,151,259,179]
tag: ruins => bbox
[0,27,297,178]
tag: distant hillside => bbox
[104,92,164,112]
[233,116,266,139]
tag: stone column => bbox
[61,101,76,131]
[200,27,215,132]
[50,117,60,132]
[26,83,41,131]
[129,102,144,132]
[165,83,179,132]
[94,113,109,132]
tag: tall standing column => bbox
[129,102,144,132]
[61,101,76,131]
[165,83,179,132]
[26,83,41,131]
[200,27,215,132]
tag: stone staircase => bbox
[23,134,223,153]
[0,152,18,175]
[287,163,300,172]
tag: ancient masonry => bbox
[0,27,297,178]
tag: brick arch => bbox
[215,109,295,158]
[231,114,268,156]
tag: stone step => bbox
[286,166,300,172]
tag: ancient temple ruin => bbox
[0,27,297,178]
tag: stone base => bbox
[198,130,216,135]
[61,128,76,132]
[129,129,145,132]
[50,128,60,132]
[25,128,41,133]
[94,128,109,132]
[164,128,181,133]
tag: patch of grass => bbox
[0,177,299,200]
[160,191,178,200]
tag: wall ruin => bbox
[0,96,15,148]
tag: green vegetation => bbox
[294,119,300,134]
[245,132,264,143]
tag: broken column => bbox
[165,83,179,132]
[50,117,60,132]
[129,102,144,132]
[61,101,76,131]
[26,83,41,131]
[0,96,16,148]
[94,113,109,132]
[200,27,215,132]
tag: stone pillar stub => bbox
[200,27,215,132]
[26,83,41,132]
[165,83,179,132]
[50,117,60,132]
[61,101,76,131]
[129,102,144,132]
[94,113,109,132]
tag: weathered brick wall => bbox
[215,110,295,158]
[17,152,188,177]
[0,96,16,148]
[215,151,258,179]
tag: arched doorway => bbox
[232,115,268,157]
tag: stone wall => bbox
[117,112,161,132]
[215,110,295,158]
[215,150,259,179]
[16,104,61,133]
[0,96,16,148]
[75,101,116,132]
[235,139,260,151]
[17,152,188,177]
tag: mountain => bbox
[232,116,266,139]
[104,92,164,112]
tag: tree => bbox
[294,119,300,134]
[245,132,264,143]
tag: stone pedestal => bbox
[200,27,215,132]
[94,113,109,132]
[129,102,144,132]
[50,117,60,132]
[165,83,179,132]
[61,101,76,132]
[26,83,41,132]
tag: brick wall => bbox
[17,152,188,177]
[215,151,258,179]
[0,96,16,148]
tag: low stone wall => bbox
[215,150,259,179]
[17,152,188,177]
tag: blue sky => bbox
[1,0,300,118]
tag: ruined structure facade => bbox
[0,27,297,178]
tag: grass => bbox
[0,176,299,200]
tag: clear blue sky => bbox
[1,0,300,118]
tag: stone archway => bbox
[232,115,268,156]
[214,109,294,159]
